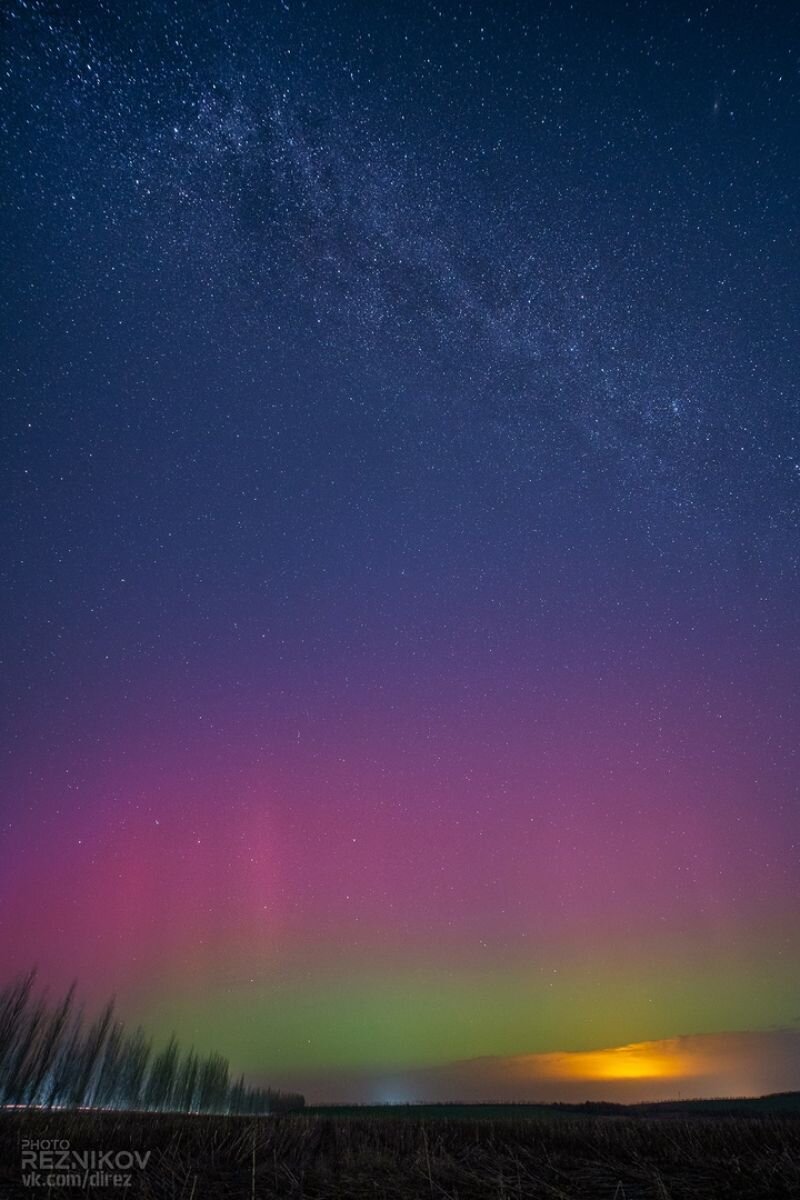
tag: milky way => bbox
[1,0,798,1099]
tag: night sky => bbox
[2,0,799,1102]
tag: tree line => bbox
[0,971,304,1115]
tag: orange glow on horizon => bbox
[510,1039,701,1083]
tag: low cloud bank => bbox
[287,1029,800,1105]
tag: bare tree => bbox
[176,1047,199,1112]
[0,972,303,1114]
[144,1035,180,1112]
[115,1026,151,1109]
[92,1017,125,1108]
[68,999,115,1107]
[196,1051,229,1113]
[0,970,37,1082]
[25,983,76,1105]
[45,1004,85,1108]
[1,991,47,1105]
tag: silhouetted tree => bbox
[25,982,76,1105]
[115,1026,151,1109]
[196,1051,229,1113]
[176,1047,199,1112]
[45,1002,86,1108]
[144,1034,180,1112]
[0,971,302,1115]
[92,1016,125,1108]
[2,990,47,1105]
[0,970,37,1090]
[68,999,115,1107]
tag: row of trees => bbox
[0,971,304,1115]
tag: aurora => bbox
[1,0,798,1106]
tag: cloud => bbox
[286,1029,800,1105]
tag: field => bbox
[1,1103,799,1199]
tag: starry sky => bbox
[2,0,799,1102]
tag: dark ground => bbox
[1,1102,799,1199]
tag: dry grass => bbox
[1,1106,798,1198]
